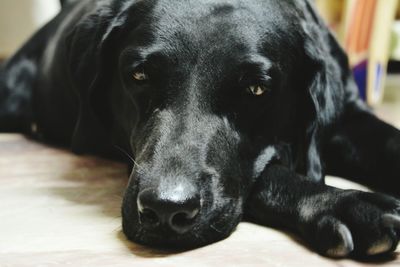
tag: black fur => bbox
[1,0,400,258]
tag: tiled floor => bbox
[0,98,400,266]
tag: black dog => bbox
[1,0,400,258]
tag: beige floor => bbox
[0,100,400,266]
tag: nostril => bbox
[139,208,159,226]
[137,187,201,233]
[170,209,199,233]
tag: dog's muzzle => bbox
[122,110,243,247]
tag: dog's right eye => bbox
[246,85,269,96]
[133,71,147,81]
[132,66,148,81]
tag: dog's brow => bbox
[122,44,166,61]
[240,55,272,73]
[248,53,272,64]
[237,56,273,83]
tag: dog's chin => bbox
[122,225,233,250]
[121,205,243,249]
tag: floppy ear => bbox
[66,4,129,154]
[299,0,362,181]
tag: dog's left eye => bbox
[246,85,269,96]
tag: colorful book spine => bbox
[342,0,399,105]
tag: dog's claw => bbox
[367,236,393,255]
[326,223,354,258]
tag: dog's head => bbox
[67,0,349,248]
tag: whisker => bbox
[210,224,223,234]
[114,145,144,174]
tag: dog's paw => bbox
[300,191,400,258]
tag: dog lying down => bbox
[1,0,400,259]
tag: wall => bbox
[0,0,60,58]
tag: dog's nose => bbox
[137,188,200,234]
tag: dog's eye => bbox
[132,68,148,81]
[246,85,269,96]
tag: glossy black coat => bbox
[1,0,400,258]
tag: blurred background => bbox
[1,0,400,108]
[315,0,400,107]
[0,0,60,58]
[2,2,400,265]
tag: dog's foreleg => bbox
[323,106,400,197]
[245,164,400,257]
[0,59,35,132]
[0,13,56,133]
